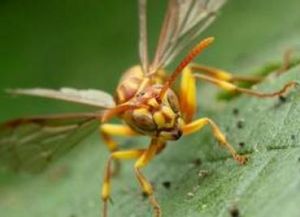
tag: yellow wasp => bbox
[0,0,297,217]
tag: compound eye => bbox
[133,108,156,131]
[167,89,180,113]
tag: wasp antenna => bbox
[159,37,214,99]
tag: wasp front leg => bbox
[100,124,139,175]
[181,117,247,164]
[179,67,247,164]
[100,124,139,152]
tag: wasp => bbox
[0,0,297,217]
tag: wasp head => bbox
[123,85,184,140]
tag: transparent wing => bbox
[7,87,116,108]
[138,0,149,74]
[149,0,226,75]
[0,112,101,173]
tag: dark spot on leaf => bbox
[229,206,241,217]
[279,95,287,103]
[291,134,296,140]
[192,158,202,166]
[162,181,171,189]
[238,142,245,148]
[233,108,239,116]
[274,95,290,108]
[236,120,244,129]
[142,192,148,199]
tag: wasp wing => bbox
[0,112,101,173]
[149,0,226,75]
[138,0,149,74]
[7,87,116,108]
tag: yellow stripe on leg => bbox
[101,124,138,137]
[101,181,111,200]
[182,118,209,135]
[100,124,139,152]
[112,150,144,159]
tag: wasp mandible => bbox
[0,0,298,217]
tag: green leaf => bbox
[1,1,300,217]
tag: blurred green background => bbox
[1,0,300,217]
[1,0,300,121]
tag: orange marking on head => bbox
[101,104,136,122]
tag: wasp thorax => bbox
[123,87,184,141]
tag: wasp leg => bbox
[134,138,162,217]
[180,67,197,123]
[100,124,139,175]
[102,149,145,217]
[182,118,247,165]
[179,65,265,123]
[190,63,264,83]
[193,73,297,98]
[100,124,139,152]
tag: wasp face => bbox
[123,87,184,141]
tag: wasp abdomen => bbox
[116,65,145,104]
